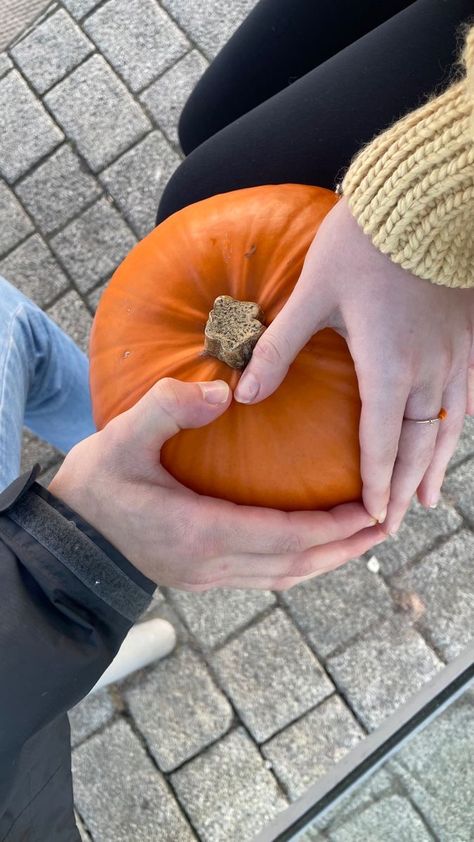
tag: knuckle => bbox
[401,437,435,467]
[392,502,411,521]
[285,554,315,579]
[448,362,469,387]
[387,369,411,394]
[363,477,391,500]
[156,376,177,393]
[192,505,225,558]
[187,523,216,561]
[96,416,128,459]
[252,333,289,368]
[274,532,305,555]
[361,369,408,400]
[386,492,409,511]
[409,378,433,399]
[172,500,215,560]
[362,440,398,468]
[155,377,182,409]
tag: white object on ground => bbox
[89,618,176,694]
[366,555,380,573]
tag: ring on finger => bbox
[403,407,448,424]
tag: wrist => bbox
[48,434,110,539]
[47,434,157,584]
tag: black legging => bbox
[156,0,474,225]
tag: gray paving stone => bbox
[21,429,63,473]
[0,181,33,255]
[448,413,474,468]
[160,0,257,59]
[1,0,54,52]
[281,557,394,658]
[50,198,136,292]
[0,233,69,307]
[87,280,109,313]
[310,767,395,834]
[44,55,150,171]
[391,530,474,661]
[0,70,63,181]
[442,457,474,523]
[69,687,115,747]
[99,131,181,238]
[298,827,327,842]
[211,609,334,742]
[328,794,434,841]
[73,718,195,841]
[166,585,275,649]
[390,690,474,842]
[170,727,288,842]
[62,0,100,18]
[262,695,364,802]
[369,495,462,577]
[15,144,101,234]
[124,646,233,772]
[10,9,93,94]
[47,290,92,353]
[326,618,442,730]
[84,0,189,93]
[0,53,13,78]
[140,50,209,146]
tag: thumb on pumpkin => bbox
[123,377,231,450]
[234,285,332,405]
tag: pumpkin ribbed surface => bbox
[89,183,362,511]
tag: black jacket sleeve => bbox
[0,466,155,812]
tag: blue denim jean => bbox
[0,276,96,491]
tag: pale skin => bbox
[49,377,386,591]
[234,196,474,536]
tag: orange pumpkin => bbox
[89,184,362,511]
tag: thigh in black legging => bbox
[178,0,417,154]
[157,0,473,225]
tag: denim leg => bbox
[0,276,96,489]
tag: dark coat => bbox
[0,466,155,841]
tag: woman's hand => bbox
[234,197,474,535]
[49,376,384,591]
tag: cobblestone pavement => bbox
[1,0,51,50]
[2,2,474,840]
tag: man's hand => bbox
[233,197,474,536]
[49,376,385,591]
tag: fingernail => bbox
[200,381,230,404]
[235,372,260,403]
[429,493,439,509]
[367,517,378,526]
[389,522,401,536]
[375,507,387,524]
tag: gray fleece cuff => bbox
[7,487,153,623]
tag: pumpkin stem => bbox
[204,295,266,369]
